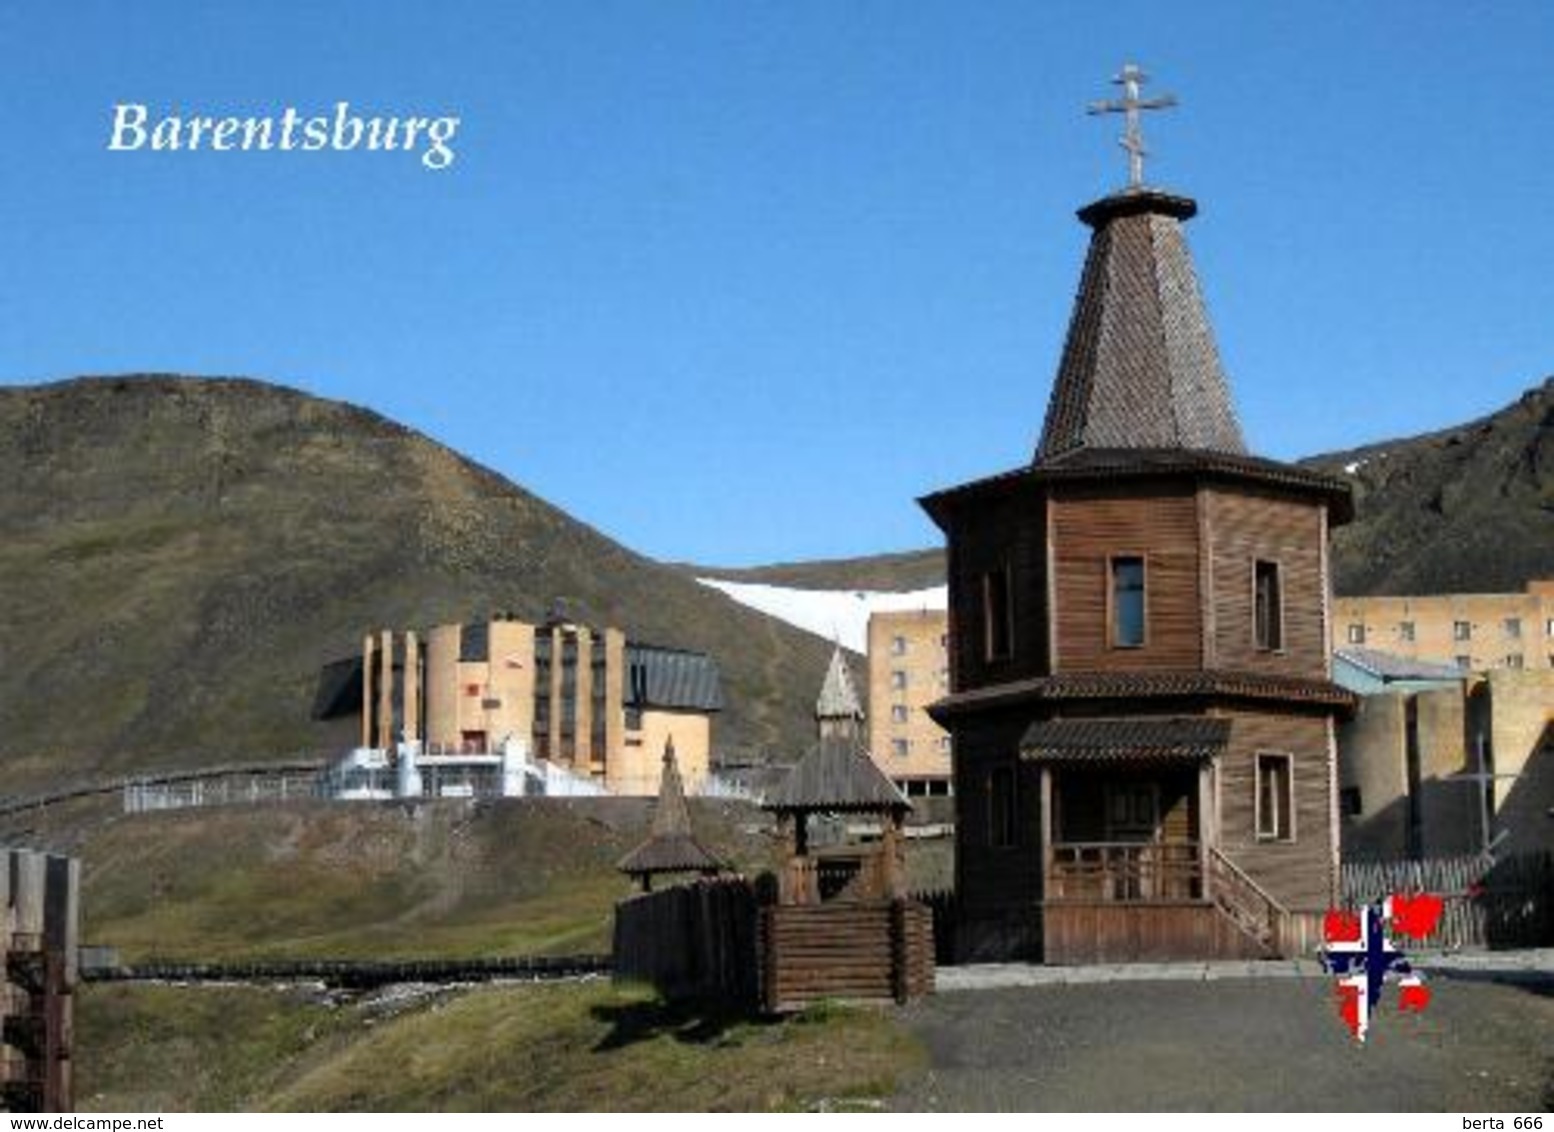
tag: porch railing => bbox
[1048,842,1202,902]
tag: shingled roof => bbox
[1036,189,1247,462]
[763,736,911,815]
[1022,716,1231,764]
[815,646,864,721]
[617,740,728,879]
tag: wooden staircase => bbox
[1207,848,1289,957]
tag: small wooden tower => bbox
[617,739,728,892]
[753,647,933,1009]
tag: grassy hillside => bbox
[59,797,777,962]
[77,981,918,1112]
[0,375,835,793]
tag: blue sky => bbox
[4,3,1551,565]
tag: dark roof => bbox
[618,744,728,877]
[929,669,1357,721]
[1021,716,1231,764]
[1037,189,1246,461]
[1335,647,1466,684]
[626,644,723,713]
[919,447,1353,528]
[763,737,911,814]
[311,656,363,720]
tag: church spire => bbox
[815,644,864,743]
[1035,68,1247,464]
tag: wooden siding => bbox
[1043,902,1265,964]
[1050,483,1201,672]
[1204,487,1328,678]
[1216,708,1337,911]
[761,900,933,1012]
[951,712,1045,920]
[946,484,1049,691]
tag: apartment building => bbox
[1332,580,1554,673]
[866,609,952,796]
[313,612,722,795]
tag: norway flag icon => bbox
[1320,893,1444,1041]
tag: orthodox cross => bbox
[1087,62,1177,189]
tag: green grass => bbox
[75,981,921,1112]
[76,798,778,962]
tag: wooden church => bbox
[921,67,1356,963]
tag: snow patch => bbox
[1342,459,1367,475]
[696,578,947,653]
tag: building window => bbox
[1346,624,1365,645]
[939,633,949,649]
[1254,559,1283,651]
[938,735,952,753]
[982,567,1013,661]
[989,765,1015,848]
[1506,654,1524,669]
[891,635,908,656]
[890,704,909,724]
[1455,656,1472,671]
[1399,621,1415,642]
[1255,753,1294,842]
[1454,620,1472,641]
[890,669,908,691]
[892,738,910,758]
[1340,787,1362,817]
[1546,618,1554,639]
[1504,618,1522,639]
[1110,555,1146,648]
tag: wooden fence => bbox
[1341,851,1554,950]
[612,878,762,1007]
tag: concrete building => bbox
[1338,662,1554,859]
[1332,580,1554,673]
[866,610,953,796]
[313,612,722,796]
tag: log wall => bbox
[761,899,933,1013]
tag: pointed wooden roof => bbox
[1036,189,1247,462]
[815,645,864,722]
[764,736,911,815]
[617,739,728,878]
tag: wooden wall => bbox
[1044,902,1265,964]
[612,878,761,1007]
[761,900,933,1012]
[1203,487,1328,677]
[1051,482,1201,671]
[1217,708,1338,912]
[945,484,1049,691]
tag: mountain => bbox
[0,376,833,793]
[1300,377,1554,595]
[689,378,1554,601]
[688,549,945,593]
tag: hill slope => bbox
[690,377,1554,599]
[1302,376,1554,594]
[0,376,832,791]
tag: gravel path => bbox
[892,972,1554,1111]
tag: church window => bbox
[1254,559,1283,651]
[1110,555,1146,647]
[982,567,1013,661]
[1255,753,1294,842]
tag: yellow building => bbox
[1332,580,1554,673]
[866,610,952,796]
[313,613,722,795]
